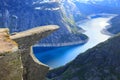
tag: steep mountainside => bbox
[106,15,120,34]
[0,28,22,80]
[0,0,88,45]
[61,0,87,22]
[47,33,120,80]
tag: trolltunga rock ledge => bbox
[0,25,59,80]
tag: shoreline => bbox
[101,25,114,36]
[34,39,88,47]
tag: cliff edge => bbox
[0,28,22,80]
[0,25,59,80]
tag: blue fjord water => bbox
[33,17,113,68]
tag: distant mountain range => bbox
[69,0,120,35]
[71,0,120,8]
[74,1,120,15]
[47,30,120,80]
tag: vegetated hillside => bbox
[47,33,120,80]
[107,15,120,34]
[0,0,87,45]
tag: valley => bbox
[1,0,120,80]
[34,15,113,68]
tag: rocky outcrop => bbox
[0,28,22,80]
[0,25,59,80]
[10,25,59,80]
[47,32,120,80]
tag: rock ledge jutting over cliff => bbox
[0,25,59,80]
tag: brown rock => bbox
[0,28,22,80]
[0,28,18,54]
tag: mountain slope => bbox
[107,15,120,34]
[47,33,120,80]
[0,0,88,45]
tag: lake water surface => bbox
[34,17,112,68]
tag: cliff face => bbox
[47,33,120,80]
[11,25,59,80]
[0,29,22,80]
[0,25,59,80]
[61,0,87,22]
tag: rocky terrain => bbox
[11,25,59,80]
[47,33,120,80]
[0,28,22,80]
[0,25,59,80]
